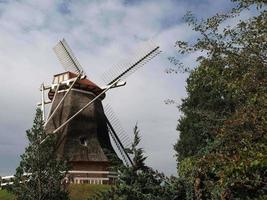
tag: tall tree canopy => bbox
[174,0,266,199]
[11,108,69,200]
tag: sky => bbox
[0,0,239,176]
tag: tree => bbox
[11,108,69,200]
[175,0,267,199]
[90,125,184,200]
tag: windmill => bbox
[39,39,161,185]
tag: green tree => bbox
[175,0,267,199]
[11,108,69,200]
[90,125,184,200]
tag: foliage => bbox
[10,108,69,200]
[175,0,267,199]
[89,125,184,200]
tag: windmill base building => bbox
[45,72,119,185]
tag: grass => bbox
[0,189,16,200]
[69,184,110,200]
[0,184,110,200]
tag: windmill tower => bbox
[40,39,160,185]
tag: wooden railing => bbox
[0,171,118,189]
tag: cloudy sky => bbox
[0,0,239,176]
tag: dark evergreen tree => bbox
[11,108,69,200]
[89,125,184,200]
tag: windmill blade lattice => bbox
[104,104,132,166]
[53,38,85,75]
[106,118,132,167]
[104,105,131,148]
[101,41,161,85]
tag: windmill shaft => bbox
[108,46,160,85]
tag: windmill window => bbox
[59,75,63,82]
[53,76,59,84]
[79,137,88,146]
[63,73,69,81]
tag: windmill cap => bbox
[48,71,105,100]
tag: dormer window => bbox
[53,76,59,84]
[63,73,68,81]
[53,72,71,84]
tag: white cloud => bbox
[0,0,237,176]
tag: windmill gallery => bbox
[0,39,161,187]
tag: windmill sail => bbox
[101,41,161,85]
[104,105,131,147]
[104,105,132,166]
[106,117,133,166]
[53,39,85,75]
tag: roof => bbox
[49,71,105,99]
